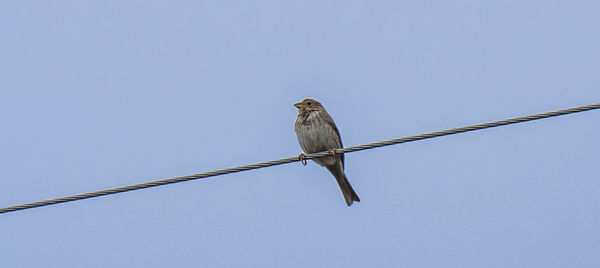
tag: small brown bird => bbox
[294,98,360,206]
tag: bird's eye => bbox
[307,102,312,105]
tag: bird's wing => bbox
[324,112,345,167]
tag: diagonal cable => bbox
[1,102,599,214]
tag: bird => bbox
[294,98,360,206]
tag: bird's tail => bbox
[327,166,360,206]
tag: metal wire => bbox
[1,102,599,214]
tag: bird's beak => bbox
[294,102,302,109]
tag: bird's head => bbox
[294,98,323,113]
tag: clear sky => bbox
[1,1,599,267]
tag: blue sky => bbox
[1,1,599,267]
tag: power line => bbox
[1,102,599,214]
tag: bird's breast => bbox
[294,111,339,154]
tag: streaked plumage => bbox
[294,98,360,206]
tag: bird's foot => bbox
[327,148,338,155]
[298,153,307,166]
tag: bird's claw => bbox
[328,148,338,155]
[298,153,307,166]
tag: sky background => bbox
[1,0,599,267]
